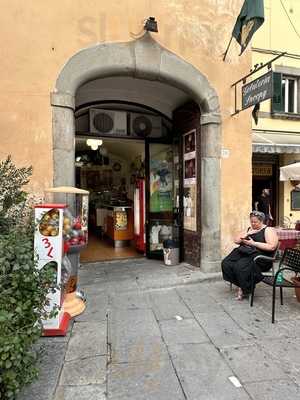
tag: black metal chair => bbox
[250,247,300,323]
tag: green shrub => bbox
[0,157,55,399]
[0,156,32,234]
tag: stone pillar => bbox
[51,92,76,188]
[200,113,221,272]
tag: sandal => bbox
[235,288,243,301]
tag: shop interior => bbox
[74,103,177,263]
[75,135,146,262]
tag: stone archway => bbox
[51,32,222,272]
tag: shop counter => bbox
[105,206,134,247]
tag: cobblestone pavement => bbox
[19,258,300,400]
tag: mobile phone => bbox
[241,236,250,240]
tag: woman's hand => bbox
[242,237,255,247]
[234,232,248,244]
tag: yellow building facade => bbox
[252,0,300,226]
[0,0,255,270]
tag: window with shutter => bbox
[282,77,298,113]
[272,72,299,114]
[271,72,283,113]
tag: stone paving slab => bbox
[149,289,194,321]
[159,318,209,345]
[106,278,140,293]
[244,380,300,400]
[168,343,251,400]
[280,318,300,338]
[176,285,224,313]
[65,321,107,362]
[75,292,108,322]
[194,311,254,348]
[205,281,235,302]
[253,295,300,322]
[107,358,185,400]
[79,284,108,296]
[60,356,106,386]
[260,337,300,382]
[111,337,169,364]
[77,271,107,287]
[109,308,167,363]
[78,266,107,278]
[54,385,106,400]
[221,344,288,383]
[17,343,67,400]
[224,306,291,339]
[108,291,151,310]
[108,308,161,348]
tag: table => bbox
[275,228,300,251]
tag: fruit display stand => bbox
[34,204,71,336]
[44,186,89,318]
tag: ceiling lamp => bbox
[86,138,102,150]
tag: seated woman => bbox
[222,211,278,300]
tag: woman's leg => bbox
[233,254,270,295]
[222,257,239,287]
[236,287,244,300]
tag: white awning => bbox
[280,162,300,181]
[253,130,300,153]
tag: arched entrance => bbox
[51,33,221,272]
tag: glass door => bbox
[145,142,182,259]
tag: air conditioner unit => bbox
[130,113,162,139]
[89,109,127,136]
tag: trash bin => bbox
[163,239,179,266]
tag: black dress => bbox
[222,227,274,294]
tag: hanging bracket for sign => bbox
[231,52,286,116]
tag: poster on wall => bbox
[184,129,196,155]
[183,130,196,185]
[150,147,173,212]
[183,185,197,231]
[183,129,197,231]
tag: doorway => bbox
[75,133,183,263]
[52,34,222,271]
[252,154,279,226]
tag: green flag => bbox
[232,0,264,55]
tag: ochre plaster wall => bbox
[0,0,251,254]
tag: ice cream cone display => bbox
[62,291,86,317]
